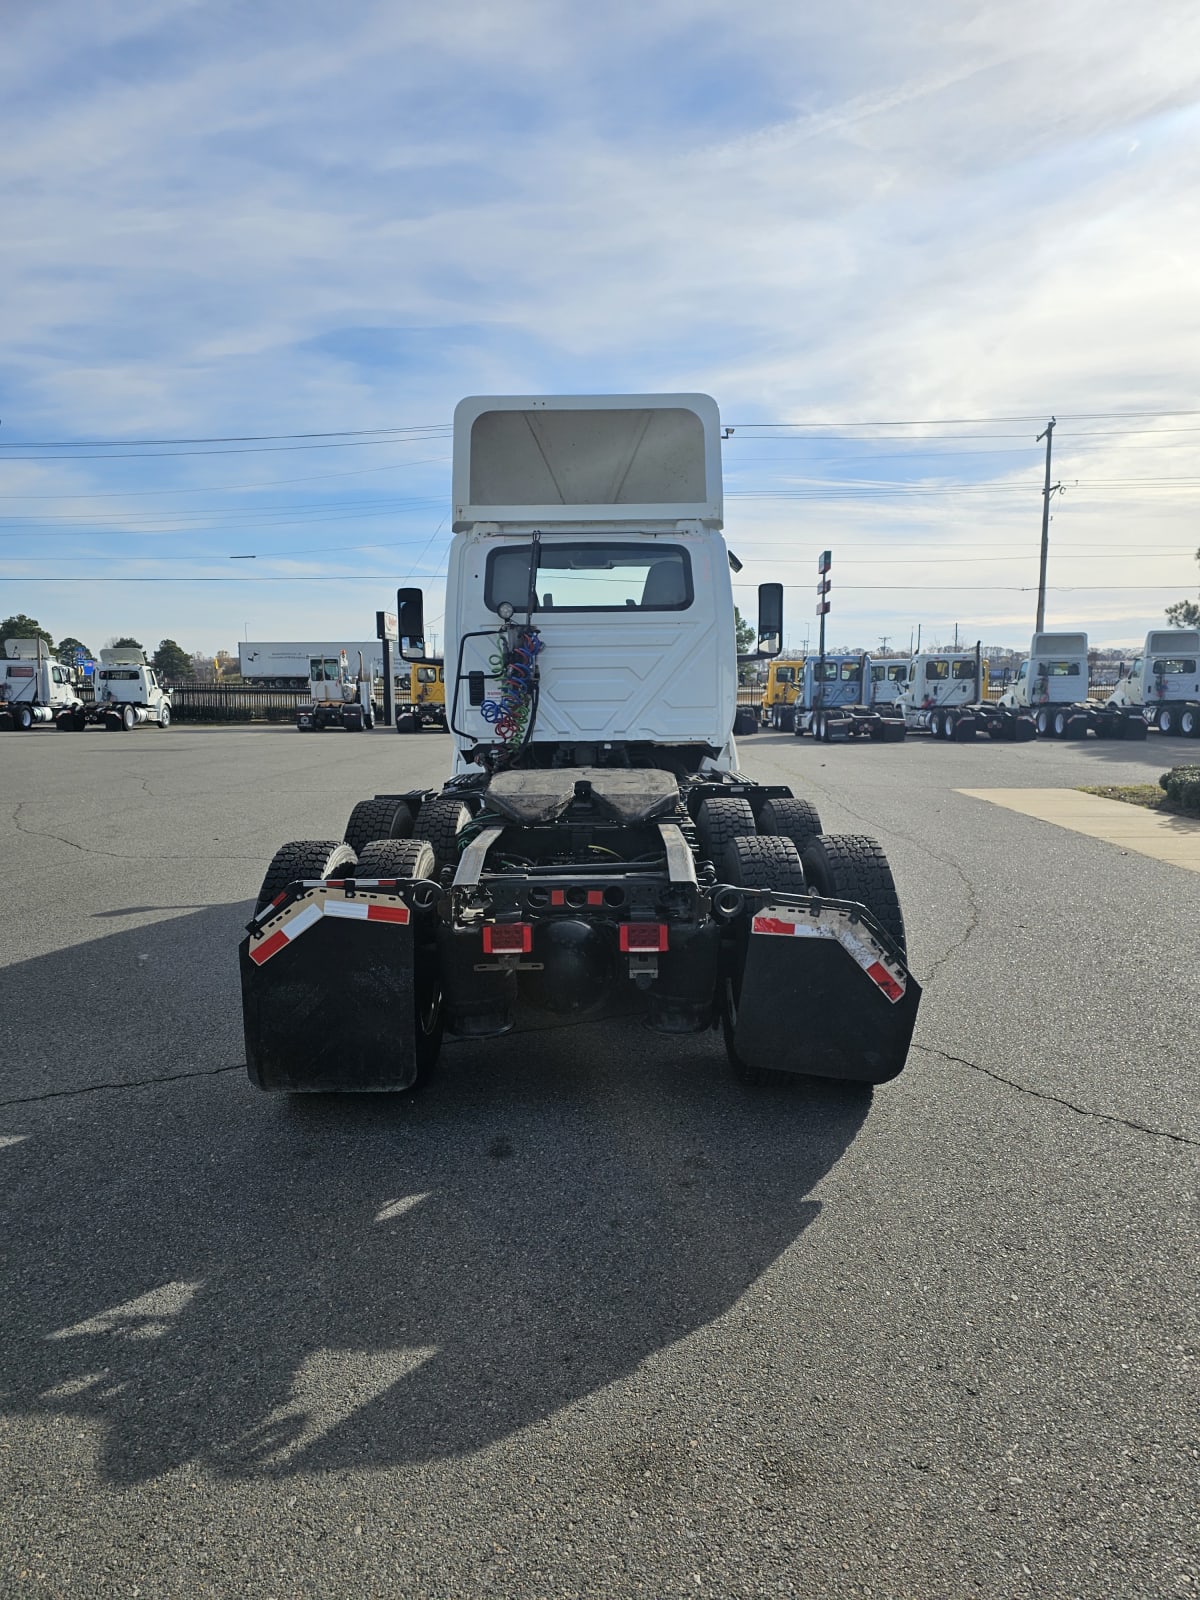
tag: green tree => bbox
[1166,549,1200,627]
[0,613,54,653]
[734,605,756,654]
[108,635,144,652]
[56,635,93,667]
[153,639,193,679]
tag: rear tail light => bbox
[620,923,668,953]
[482,923,533,955]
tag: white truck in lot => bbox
[87,648,173,730]
[296,651,376,732]
[240,392,922,1096]
[995,632,1094,739]
[876,648,1036,741]
[1096,630,1200,739]
[0,640,84,730]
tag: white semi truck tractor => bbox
[882,648,1037,741]
[1095,630,1200,739]
[0,640,84,730]
[86,648,173,730]
[995,632,1093,739]
[240,394,921,1094]
[295,651,376,732]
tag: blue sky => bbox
[4,0,1200,655]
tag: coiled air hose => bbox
[480,628,543,744]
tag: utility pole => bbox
[1036,417,1058,632]
[878,634,891,655]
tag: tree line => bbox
[0,614,199,680]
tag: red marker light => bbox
[619,923,668,953]
[482,923,532,955]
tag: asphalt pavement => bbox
[1,722,1196,1599]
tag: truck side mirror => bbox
[397,587,426,662]
[757,583,783,658]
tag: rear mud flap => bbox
[240,885,433,1091]
[732,902,921,1083]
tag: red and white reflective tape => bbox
[750,907,907,1003]
[249,887,410,967]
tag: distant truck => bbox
[792,655,906,741]
[1098,630,1200,739]
[239,639,386,688]
[395,661,447,733]
[0,640,84,730]
[873,649,1038,742]
[296,652,376,732]
[995,633,1093,739]
[758,658,804,731]
[87,648,173,730]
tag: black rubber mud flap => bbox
[731,907,921,1084]
[240,905,434,1092]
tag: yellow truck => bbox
[395,660,447,733]
[759,658,804,731]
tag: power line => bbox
[0,425,450,448]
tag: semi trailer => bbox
[240,393,921,1095]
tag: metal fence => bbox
[165,683,306,722]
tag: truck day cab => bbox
[1098,630,1200,739]
[88,648,173,730]
[240,394,921,1095]
[791,655,906,742]
[0,640,83,730]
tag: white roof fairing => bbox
[452,394,723,532]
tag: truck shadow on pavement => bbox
[0,905,869,1485]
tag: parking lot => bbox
[2,725,1196,1598]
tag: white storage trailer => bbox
[239,641,387,687]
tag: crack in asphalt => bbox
[11,802,267,863]
[0,1063,242,1109]
[914,1043,1198,1147]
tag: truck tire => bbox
[158,704,171,728]
[800,834,906,957]
[1182,707,1198,738]
[255,840,357,913]
[697,796,756,864]
[352,838,436,881]
[348,840,443,1084]
[412,793,470,877]
[1052,709,1068,738]
[723,833,807,893]
[778,707,796,732]
[120,704,136,731]
[927,709,942,738]
[1158,706,1178,736]
[16,705,33,730]
[719,835,808,1087]
[1035,707,1051,737]
[757,796,823,854]
[345,797,414,857]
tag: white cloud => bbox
[3,0,1199,648]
